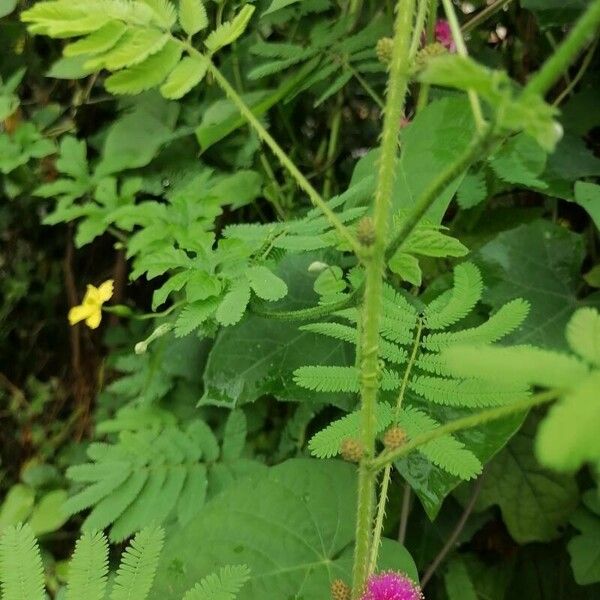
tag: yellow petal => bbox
[85,308,102,329]
[82,279,114,306]
[96,279,114,303]
[68,303,96,326]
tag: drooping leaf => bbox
[475,418,579,543]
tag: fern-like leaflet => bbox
[442,307,600,473]
[296,262,530,481]
[0,523,249,600]
[21,0,254,99]
[64,410,260,541]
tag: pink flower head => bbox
[435,19,456,52]
[361,571,423,600]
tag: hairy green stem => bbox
[385,129,492,262]
[368,319,424,573]
[248,288,360,321]
[202,59,363,256]
[440,0,486,132]
[347,61,385,108]
[525,0,600,97]
[352,1,415,596]
[370,390,559,471]
[409,0,431,60]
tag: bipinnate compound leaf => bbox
[0,523,45,600]
[475,419,579,543]
[66,530,109,600]
[111,526,164,600]
[181,565,250,600]
[179,0,208,36]
[309,403,394,458]
[152,460,418,598]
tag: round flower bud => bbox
[415,42,448,69]
[376,37,394,64]
[331,578,351,600]
[383,425,407,450]
[356,216,376,247]
[340,438,364,463]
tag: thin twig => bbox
[398,482,411,544]
[420,474,485,587]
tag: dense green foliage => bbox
[1,0,600,599]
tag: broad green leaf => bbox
[574,181,600,230]
[0,0,17,18]
[153,460,418,597]
[568,496,600,585]
[179,0,208,36]
[28,490,69,536]
[475,418,579,543]
[204,5,255,53]
[105,40,182,95]
[522,0,587,26]
[247,266,288,301]
[221,410,247,461]
[445,559,478,600]
[490,133,548,188]
[160,55,208,99]
[201,255,355,408]
[96,98,177,176]
[63,21,127,57]
[478,220,600,349]
[0,484,35,530]
[349,97,475,224]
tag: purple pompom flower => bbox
[435,19,456,52]
[360,571,423,600]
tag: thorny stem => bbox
[409,0,431,60]
[525,0,600,97]
[440,0,486,132]
[352,1,415,596]
[370,390,559,472]
[368,319,424,574]
[198,56,364,256]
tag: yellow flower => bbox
[68,279,114,329]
